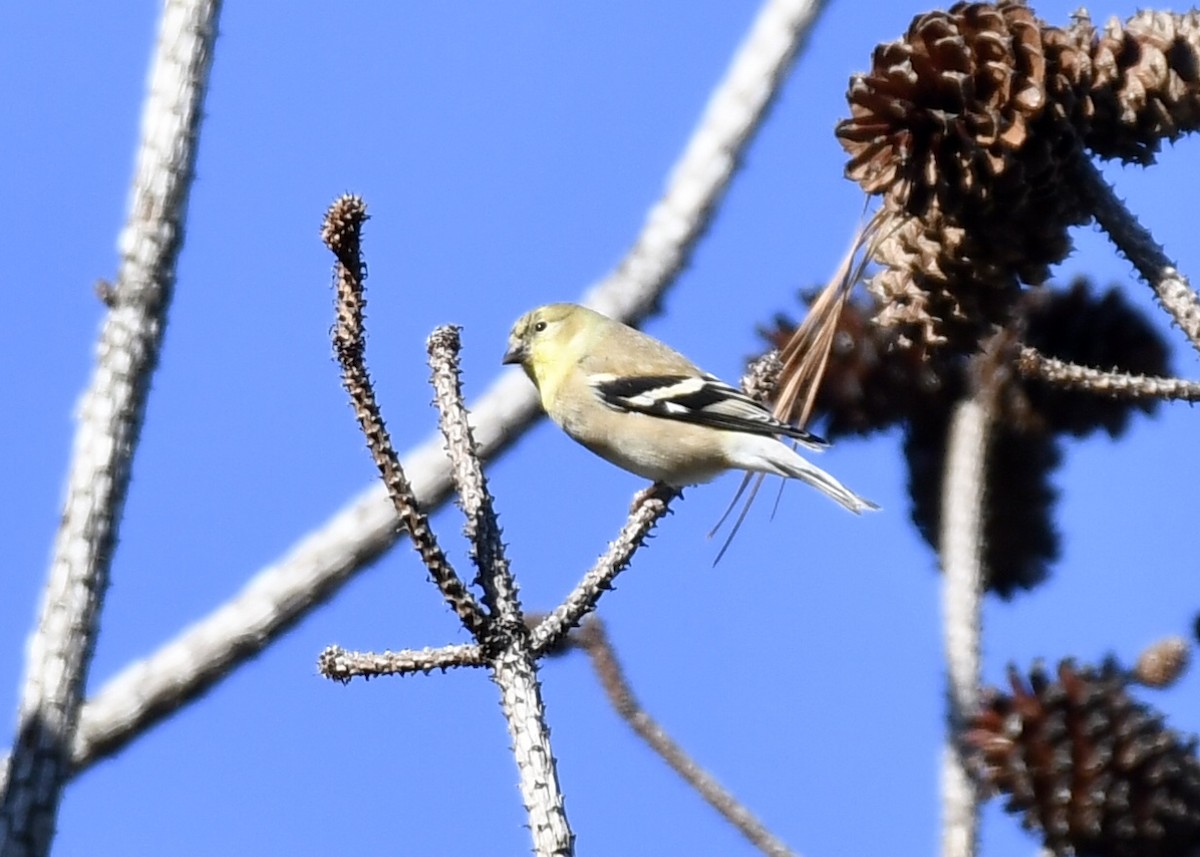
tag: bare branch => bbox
[427,326,519,627]
[322,196,488,639]
[574,619,798,857]
[59,0,828,781]
[1017,346,1200,402]
[530,484,679,656]
[315,276,566,850]
[0,2,221,852]
[938,396,991,857]
[70,376,527,773]
[425,326,569,853]
[318,644,485,681]
[583,0,827,321]
[491,648,573,856]
[1074,156,1200,355]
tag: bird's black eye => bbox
[534,320,548,332]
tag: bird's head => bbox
[502,303,590,379]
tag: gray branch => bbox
[938,396,990,857]
[530,483,679,656]
[1018,346,1200,401]
[0,2,221,854]
[1076,156,1200,354]
[318,645,486,679]
[426,326,571,854]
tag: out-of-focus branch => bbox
[60,0,828,780]
[1074,156,1200,355]
[938,395,991,857]
[572,619,798,857]
[70,374,530,772]
[0,2,221,853]
[582,0,827,321]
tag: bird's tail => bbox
[735,435,879,514]
[780,452,879,514]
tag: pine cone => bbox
[839,0,1069,218]
[968,660,1200,857]
[839,1,1091,351]
[906,411,1059,596]
[757,277,1168,596]
[759,300,943,437]
[867,209,1042,352]
[1069,10,1200,163]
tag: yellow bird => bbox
[502,303,877,512]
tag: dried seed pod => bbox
[740,349,783,408]
[1133,637,1191,689]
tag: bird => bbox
[501,302,878,514]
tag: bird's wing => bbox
[590,373,827,448]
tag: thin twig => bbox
[53,0,829,781]
[70,375,529,772]
[574,619,798,857]
[530,484,679,656]
[318,644,486,680]
[1074,156,1200,355]
[0,2,221,852]
[1017,346,1200,401]
[938,395,991,857]
[427,326,519,627]
[424,326,572,855]
[321,196,488,639]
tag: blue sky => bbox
[3,3,1197,855]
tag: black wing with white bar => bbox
[591,373,827,447]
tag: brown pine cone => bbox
[968,660,1200,857]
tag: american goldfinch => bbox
[502,303,878,513]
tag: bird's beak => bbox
[501,337,527,366]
